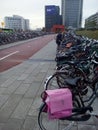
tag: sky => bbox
[0,0,98,29]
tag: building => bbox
[4,15,30,31]
[24,19,30,30]
[45,5,62,32]
[62,0,83,29]
[85,12,98,29]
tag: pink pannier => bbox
[45,88,73,119]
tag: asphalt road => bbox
[0,35,55,72]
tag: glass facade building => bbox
[45,5,62,31]
[62,0,83,29]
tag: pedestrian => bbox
[61,30,68,43]
[56,31,62,50]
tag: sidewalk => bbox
[0,39,98,130]
[0,39,56,130]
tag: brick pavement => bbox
[0,39,98,130]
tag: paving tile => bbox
[21,116,38,130]
[23,63,39,74]
[0,123,4,130]
[17,74,29,81]
[60,124,78,130]
[1,118,24,130]
[28,97,41,116]
[0,88,6,94]
[33,72,46,82]
[0,76,8,86]
[0,77,17,88]
[0,94,22,123]
[23,75,36,84]
[93,116,98,126]
[2,80,22,95]
[14,83,30,95]
[77,117,95,125]
[24,82,41,98]
[11,97,33,119]
[0,95,9,108]
[78,124,96,130]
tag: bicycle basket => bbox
[44,88,73,119]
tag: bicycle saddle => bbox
[64,77,81,87]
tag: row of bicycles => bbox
[0,30,46,46]
[38,31,98,130]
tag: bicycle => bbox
[38,81,98,130]
[44,51,98,95]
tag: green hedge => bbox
[76,30,98,40]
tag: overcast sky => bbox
[0,0,98,29]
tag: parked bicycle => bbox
[38,82,98,130]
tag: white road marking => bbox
[0,51,19,61]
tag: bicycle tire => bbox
[45,71,69,90]
[38,102,59,130]
[38,102,76,130]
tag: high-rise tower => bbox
[62,0,83,29]
[45,5,61,31]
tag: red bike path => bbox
[0,35,55,72]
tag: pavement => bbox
[0,38,98,130]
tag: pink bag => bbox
[45,88,73,119]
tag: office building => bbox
[4,15,30,31]
[45,5,62,32]
[85,12,98,29]
[62,0,83,29]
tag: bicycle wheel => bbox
[45,71,69,90]
[38,102,76,130]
